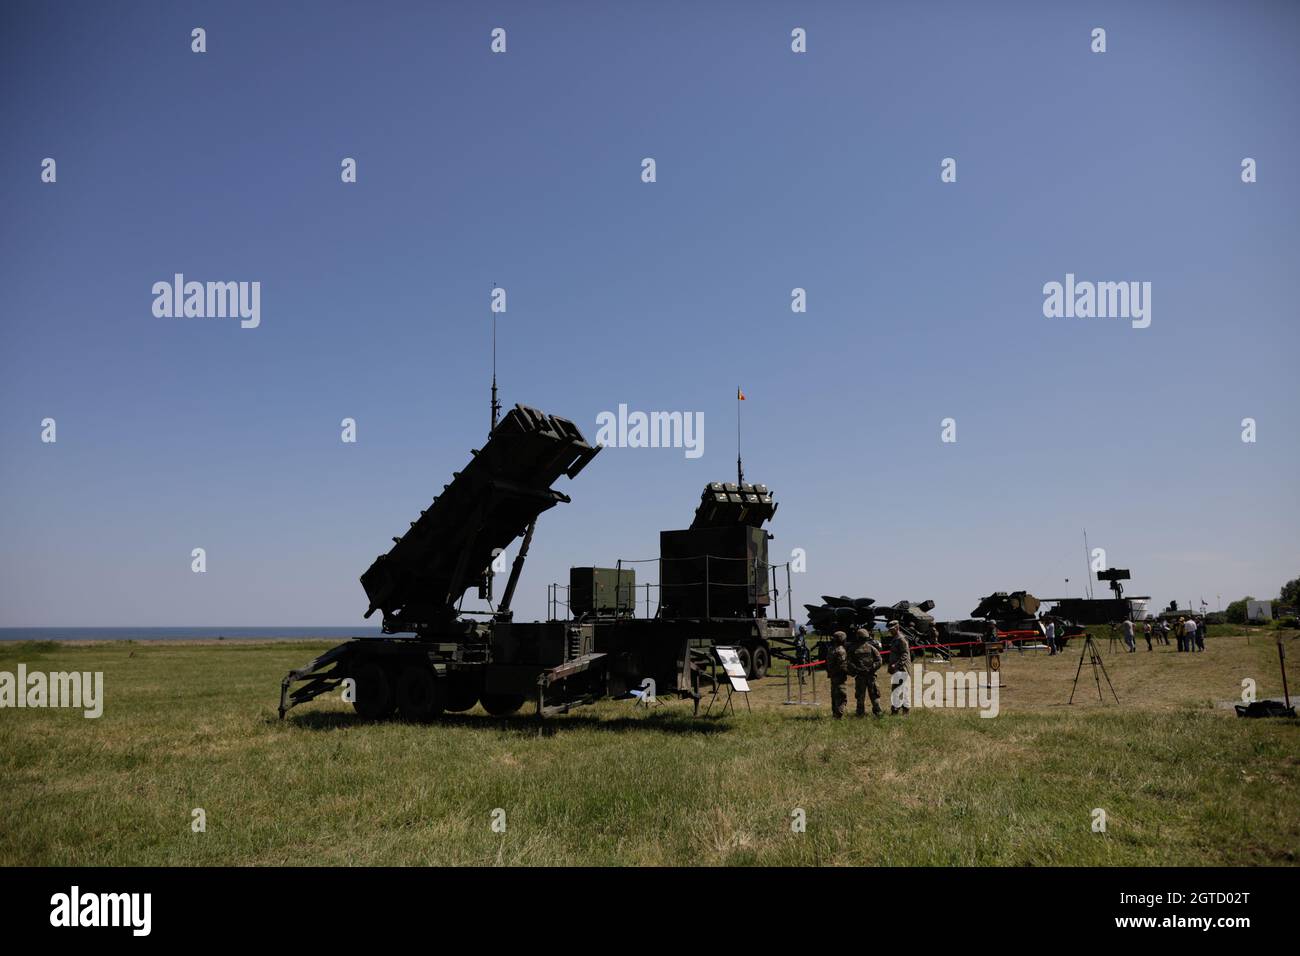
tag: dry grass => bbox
[0,628,1296,866]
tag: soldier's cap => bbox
[887,620,900,628]
[854,628,870,639]
[832,630,846,643]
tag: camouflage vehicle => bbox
[968,591,1053,646]
[970,590,1041,622]
[279,405,794,721]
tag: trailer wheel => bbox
[736,645,753,679]
[480,692,525,716]
[396,664,444,721]
[352,661,396,719]
[751,645,770,680]
[443,675,480,713]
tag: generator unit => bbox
[569,566,636,617]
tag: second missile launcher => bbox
[659,482,776,620]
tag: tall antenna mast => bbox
[1083,529,1094,600]
[736,385,745,486]
[490,282,501,435]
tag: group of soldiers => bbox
[825,620,914,718]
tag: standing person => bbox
[887,620,912,715]
[1184,616,1199,653]
[1120,618,1136,652]
[827,631,849,719]
[1175,617,1187,652]
[1143,621,1153,651]
[1195,617,1207,652]
[1160,619,1171,646]
[1043,616,1057,656]
[849,628,883,718]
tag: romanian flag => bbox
[737,387,746,401]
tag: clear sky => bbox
[1,0,1296,627]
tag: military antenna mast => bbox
[736,385,745,486]
[490,282,501,435]
[1082,529,1094,599]
[482,282,503,609]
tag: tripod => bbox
[1069,634,1120,704]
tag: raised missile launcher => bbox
[689,480,777,530]
[280,404,606,720]
[659,481,776,619]
[360,404,599,634]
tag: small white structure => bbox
[1246,600,1274,622]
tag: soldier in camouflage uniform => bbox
[849,627,883,718]
[886,620,912,715]
[827,631,849,719]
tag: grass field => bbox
[2,627,1297,866]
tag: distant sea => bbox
[0,627,386,642]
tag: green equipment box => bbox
[569,566,636,616]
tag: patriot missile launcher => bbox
[280,404,605,720]
[279,408,797,721]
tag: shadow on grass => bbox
[280,708,735,737]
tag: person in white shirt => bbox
[1184,616,1199,652]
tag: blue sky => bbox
[1,0,1296,627]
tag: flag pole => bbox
[736,386,744,486]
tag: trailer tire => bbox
[396,663,444,721]
[352,660,396,719]
[480,692,525,716]
[736,645,753,679]
[751,645,770,680]
[444,675,480,713]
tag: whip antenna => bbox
[490,282,501,434]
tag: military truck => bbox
[278,405,795,721]
[1043,568,1150,627]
